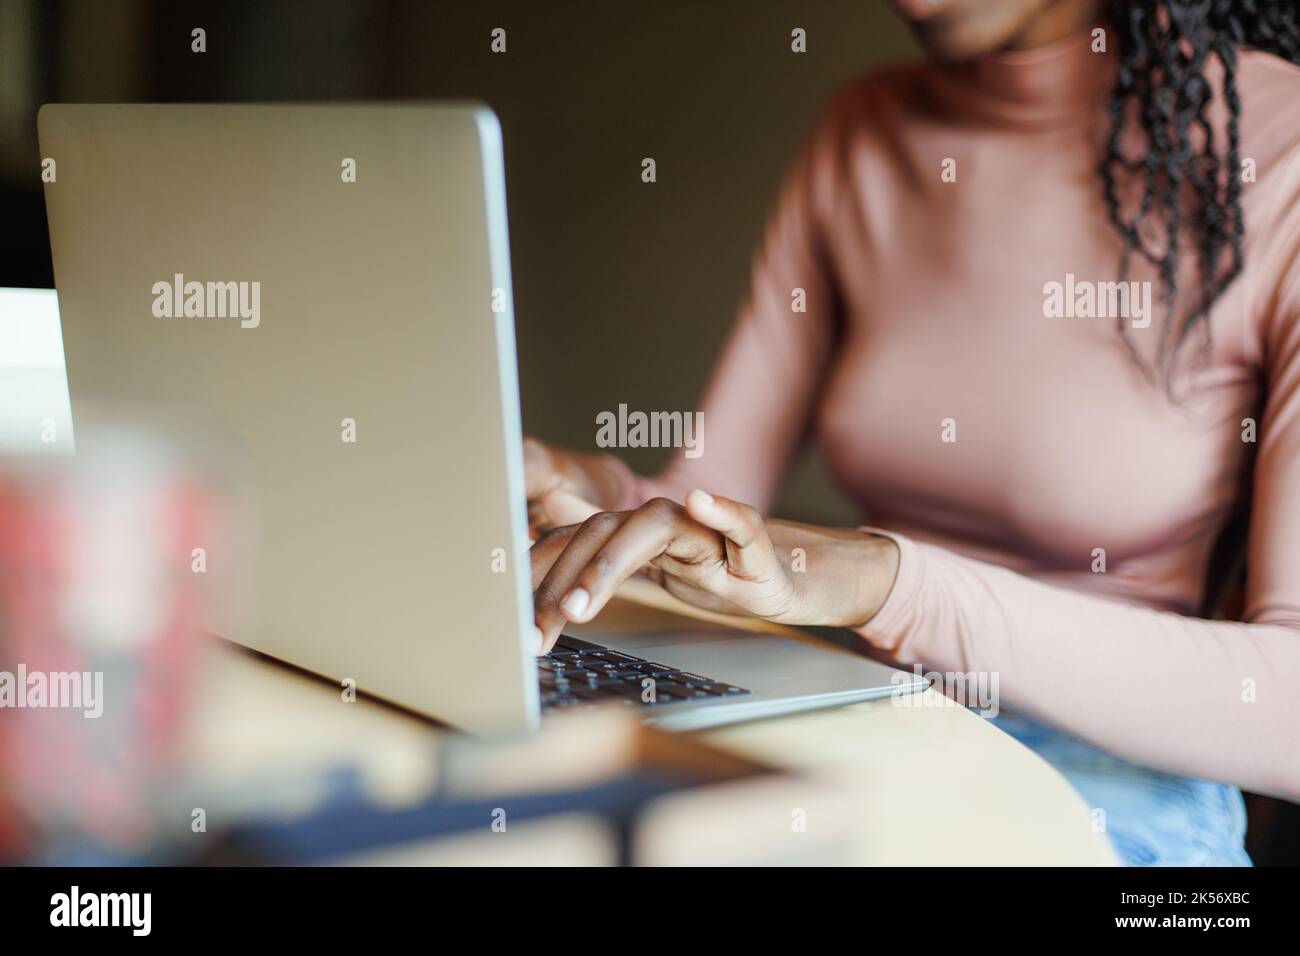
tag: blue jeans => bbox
[991,712,1251,866]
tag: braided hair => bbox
[1099,0,1300,382]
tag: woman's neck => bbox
[1004,0,1105,53]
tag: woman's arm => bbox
[857,534,1300,800]
[533,469,1300,802]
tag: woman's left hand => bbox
[529,488,900,654]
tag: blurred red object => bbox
[0,430,219,860]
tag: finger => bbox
[562,498,722,625]
[660,574,754,616]
[683,489,778,581]
[533,511,629,651]
[530,523,580,590]
[541,487,601,527]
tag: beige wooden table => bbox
[187,598,1117,866]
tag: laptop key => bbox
[632,662,673,674]
[666,672,710,685]
[596,650,642,663]
[583,650,635,663]
[555,635,604,651]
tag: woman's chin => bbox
[892,0,1066,63]
[890,0,959,22]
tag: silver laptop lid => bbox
[39,103,538,733]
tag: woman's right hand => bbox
[522,437,624,537]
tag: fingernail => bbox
[561,587,590,619]
[533,625,546,655]
[690,489,714,507]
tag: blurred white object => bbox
[0,287,74,455]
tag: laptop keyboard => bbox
[539,635,750,710]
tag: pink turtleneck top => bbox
[606,33,1300,799]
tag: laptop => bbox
[37,103,926,733]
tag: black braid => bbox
[1100,0,1300,382]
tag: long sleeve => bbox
[858,144,1300,802]
[858,535,1300,799]
[604,102,846,513]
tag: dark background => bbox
[2,0,1295,864]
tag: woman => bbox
[524,0,1300,865]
